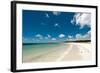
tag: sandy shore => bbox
[23,42,91,63]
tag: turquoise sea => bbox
[22,43,62,62]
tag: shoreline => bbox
[23,42,91,63]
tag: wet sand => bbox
[23,42,91,63]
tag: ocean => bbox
[22,43,61,62]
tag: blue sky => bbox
[22,10,91,43]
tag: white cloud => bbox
[76,34,82,39]
[52,11,61,16]
[71,13,91,29]
[75,31,91,40]
[83,31,91,39]
[35,34,42,37]
[45,13,50,18]
[47,34,51,38]
[44,34,51,40]
[35,34,43,39]
[68,35,73,39]
[59,34,65,38]
[51,38,56,41]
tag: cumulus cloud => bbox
[76,34,82,39]
[52,11,61,16]
[66,35,74,41]
[35,34,43,39]
[51,38,56,41]
[47,34,51,38]
[59,34,65,38]
[83,31,91,39]
[71,13,91,29]
[44,34,51,40]
[75,31,91,40]
[68,35,73,39]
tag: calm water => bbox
[22,43,62,58]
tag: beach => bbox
[22,42,91,63]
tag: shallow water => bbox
[22,43,62,61]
